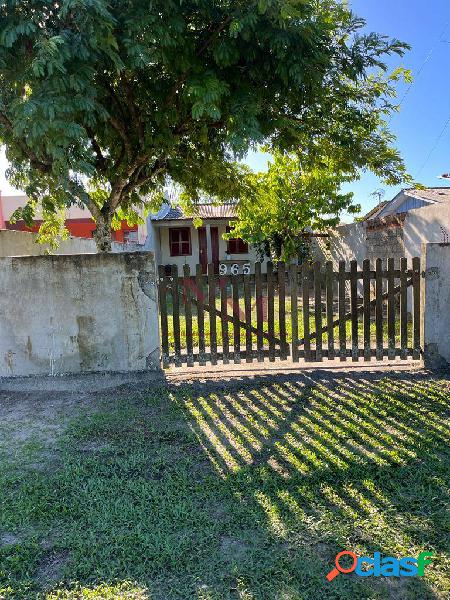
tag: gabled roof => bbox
[405,187,450,203]
[152,203,237,221]
[369,187,450,221]
[361,201,389,221]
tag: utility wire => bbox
[403,20,450,178]
[392,21,448,116]
[416,114,450,178]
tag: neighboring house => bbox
[0,192,141,244]
[314,187,450,268]
[145,202,267,274]
[366,187,450,220]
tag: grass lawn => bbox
[0,372,448,599]
[164,295,413,353]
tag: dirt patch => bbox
[36,550,69,586]
[220,535,250,562]
[0,532,21,547]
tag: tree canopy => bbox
[0,0,411,251]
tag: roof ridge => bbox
[406,186,450,191]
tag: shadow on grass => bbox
[0,370,448,599]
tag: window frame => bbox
[226,226,249,255]
[123,230,138,244]
[169,227,192,257]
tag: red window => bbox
[169,227,191,256]
[226,226,248,254]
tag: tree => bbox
[228,61,415,261]
[0,0,410,251]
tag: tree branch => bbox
[86,127,107,172]
[121,74,145,148]
[65,178,102,221]
[198,15,233,56]
[109,116,133,161]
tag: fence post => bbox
[421,243,450,370]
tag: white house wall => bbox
[403,203,450,259]
[154,221,268,273]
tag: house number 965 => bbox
[219,263,251,275]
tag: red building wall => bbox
[6,219,137,242]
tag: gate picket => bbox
[255,262,264,362]
[314,262,323,362]
[232,274,241,363]
[278,262,288,360]
[387,258,396,360]
[183,264,194,367]
[195,264,206,366]
[375,258,383,361]
[208,263,218,365]
[244,271,253,362]
[350,260,358,362]
[158,265,170,368]
[400,257,408,360]
[220,273,230,364]
[267,262,275,362]
[290,263,299,362]
[338,261,346,361]
[326,261,335,361]
[302,263,311,361]
[172,264,182,367]
[412,256,421,360]
[363,259,371,361]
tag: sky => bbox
[246,0,450,218]
[2,0,450,219]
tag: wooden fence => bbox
[157,258,422,368]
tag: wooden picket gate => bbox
[157,258,422,368]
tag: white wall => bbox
[0,253,160,377]
[1,194,92,221]
[0,229,97,257]
[422,243,450,370]
[154,220,268,273]
[314,203,450,268]
[404,203,450,260]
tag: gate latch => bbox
[423,267,439,281]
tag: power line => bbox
[392,21,449,115]
[405,20,450,178]
[416,114,450,178]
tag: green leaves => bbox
[231,151,378,261]
[187,73,229,121]
[0,0,411,251]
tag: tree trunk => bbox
[93,212,113,253]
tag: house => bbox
[0,192,142,244]
[314,187,450,269]
[145,202,267,274]
[365,187,450,220]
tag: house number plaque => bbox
[219,263,251,276]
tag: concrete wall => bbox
[366,222,405,265]
[0,253,160,377]
[312,222,366,267]
[422,243,450,370]
[0,229,98,257]
[1,194,92,221]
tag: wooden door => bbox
[210,226,219,274]
[198,227,207,274]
